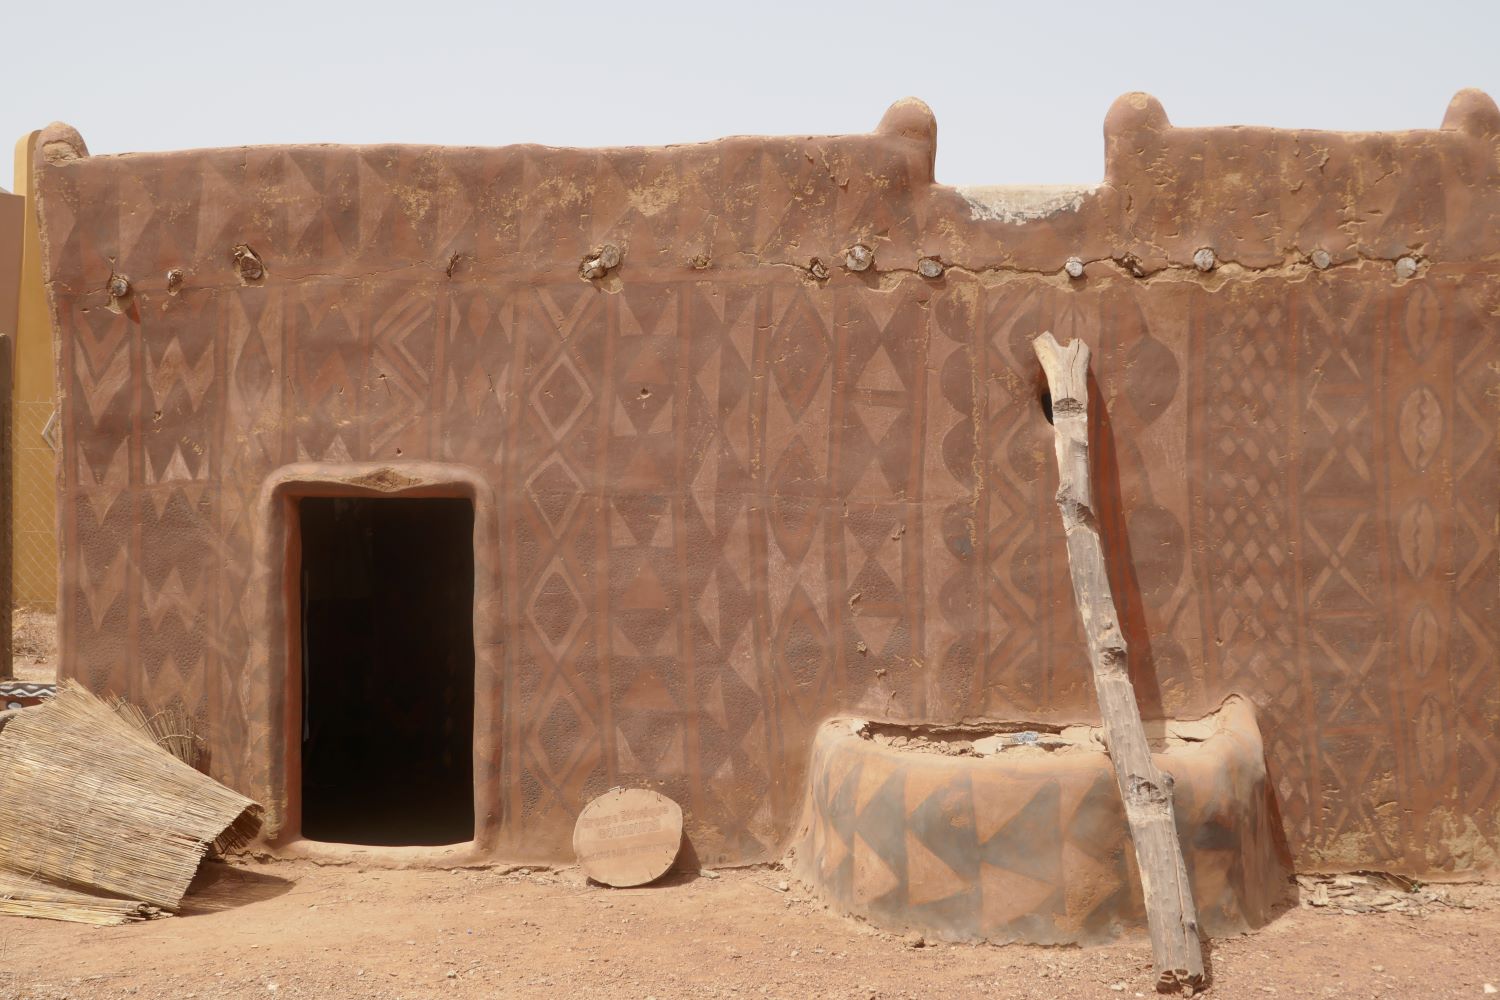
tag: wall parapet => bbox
[29,94,1500,876]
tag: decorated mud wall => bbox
[29,92,1500,874]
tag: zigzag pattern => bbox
[36,133,1499,872]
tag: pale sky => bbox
[4,0,1498,192]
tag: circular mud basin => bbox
[573,787,683,887]
[792,700,1287,945]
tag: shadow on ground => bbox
[177,860,294,915]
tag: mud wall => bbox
[29,92,1500,873]
[12,133,59,614]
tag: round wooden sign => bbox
[573,787,683,887]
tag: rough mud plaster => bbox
[792,699,1286,944]
[27,91,1500,873]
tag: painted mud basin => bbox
[791,697,1287,945]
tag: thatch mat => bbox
[110,695,203,769]
[0,872,160,926]
[0,683,262,911]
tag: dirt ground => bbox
[0,860,1496,1000]
[4,612,1498,998]
[10,608,58,685]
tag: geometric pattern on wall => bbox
[33,100,1500,872]
[793,712,1286,944]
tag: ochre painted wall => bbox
[0,184,20,673]
[0,189,21,332]
[12,132,57,611]
[29,93,1500,874]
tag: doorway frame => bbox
[251,462,501,859]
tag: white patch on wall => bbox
[956,184,1096,225]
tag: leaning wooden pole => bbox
[1032,332,1204,993]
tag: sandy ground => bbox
[10,609,58,685]
[0,861,1496,1000]
[5,612,1498,998]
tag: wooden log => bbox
[1032,331,1205,993]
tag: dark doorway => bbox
[298,496,475,846]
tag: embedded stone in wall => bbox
[27,89,1500,874]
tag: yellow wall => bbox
[0,190,19,334]
[1,186,18,675]
[12,132,56,611]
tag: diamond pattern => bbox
[794,714,1284,944]
[31,113,1500,875]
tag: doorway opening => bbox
[298,495,475,846]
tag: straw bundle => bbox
[0,873,161,925]
[109,696,203,768]
[0,683,262,910]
